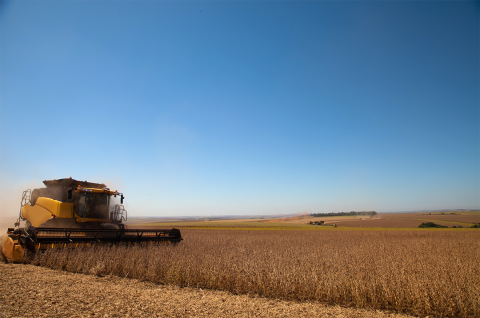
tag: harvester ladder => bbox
[110,204,127,222]
[21,189,31,206]
[15,189,31,227]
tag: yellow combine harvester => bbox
[2,178,182,262]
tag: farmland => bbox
[23,228,480,317]
[126,210,480,230]
[0,261,415,318]
[2,212,479,317]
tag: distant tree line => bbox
[310,211,377,217]
[418,222,480,228]
[418,222,448,228]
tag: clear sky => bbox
[0,1,478,217]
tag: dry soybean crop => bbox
[28,229,479,317]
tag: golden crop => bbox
[29,229,479,317]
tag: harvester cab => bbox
[2,178,182,263]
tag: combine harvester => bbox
[2,178,182,262]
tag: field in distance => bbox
[126,210,480,230]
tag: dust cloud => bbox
[0,179,43,233]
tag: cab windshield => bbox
[76,193,110,219]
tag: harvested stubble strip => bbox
[0,261,417,318]
[29,229,480,318]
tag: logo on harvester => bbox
[77,185,92,192]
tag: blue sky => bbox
[0,1,478,217]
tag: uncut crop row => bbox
[29,230,479,317]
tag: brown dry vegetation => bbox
[25,229,480,317]
[0,262,417,318]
